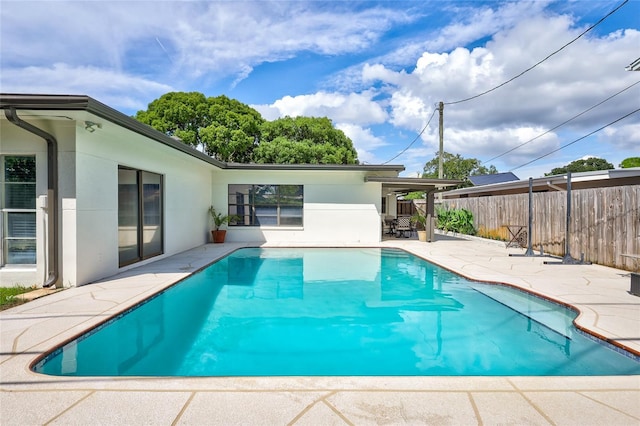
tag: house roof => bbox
[443,168,640,198]
[0,93,405,174]
[468,172,519,186]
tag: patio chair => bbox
[384,215,396,235]
[395,215,412,238]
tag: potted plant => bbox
[208,206,238,243]
[411,209,428,242]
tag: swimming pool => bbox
[34,247,640,376]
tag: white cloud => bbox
[601,123,640,151]
[264,91,388,125]
[365,12,640,168]
[328,1,551,92]
[0,64,173,113]
[1,1,410,86]
[336,123,388,164]
[443,126,560,167]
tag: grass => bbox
[0,285,36,311]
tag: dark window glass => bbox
[228,184,303,227]
[118,167,163,267]
[118,169,139,266]
[142,172,162,258]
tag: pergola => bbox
[365,177,462,242]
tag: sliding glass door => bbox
[118,167,163,267]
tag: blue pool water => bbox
[35,247,640,376]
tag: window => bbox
[1,156,37,265]
[228,184,303,227]
[118,167,163,267]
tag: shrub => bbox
[436,207,476,235]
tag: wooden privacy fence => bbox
[439,185,639,271]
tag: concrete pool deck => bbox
[1,236,639,425]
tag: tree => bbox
[135,92,358,164]
[620,157,640,168]
[135,91,209,149]
[135,92,264,162]
[254,116,358,164]
[545,157,613,176]
[200,95,264,162]
[422,152,498,187]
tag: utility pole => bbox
[438,101,444,199]
[438,102,444,179]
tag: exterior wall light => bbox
[84,121,102,132]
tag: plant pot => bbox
[211,230,226,243]
[631,272,640,297]
[417,230,427,242]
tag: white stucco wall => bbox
[72,117,214,286]
[2,113,217,288]
[212,169,383,243]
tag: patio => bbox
[1,235,639,425]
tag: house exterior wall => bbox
[212,169,383,243]
[1,116,215,288]
[72,119,214,286]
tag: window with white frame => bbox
[1,156,37,265]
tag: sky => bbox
[1,0,639,179]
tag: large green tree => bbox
[135,92,358,164]
[135,92,264,162]
[135,91,209,148]
[545,157,613,176]
[422,152,497,188]
[199,95,264,162]
[254,116,358,164]
[620,157,640,168]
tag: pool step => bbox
[472,285,574,340]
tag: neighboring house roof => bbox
[0,93,405,174]
[626,57,640,71]
[444,168,640,198]
[468,172,519,186]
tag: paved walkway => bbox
[1,236,639,425]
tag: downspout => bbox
[4,107,59,288]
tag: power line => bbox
[509,107,640,172]
[382,108,437,165]
[483,80,640,164]
[444,0,629,106]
